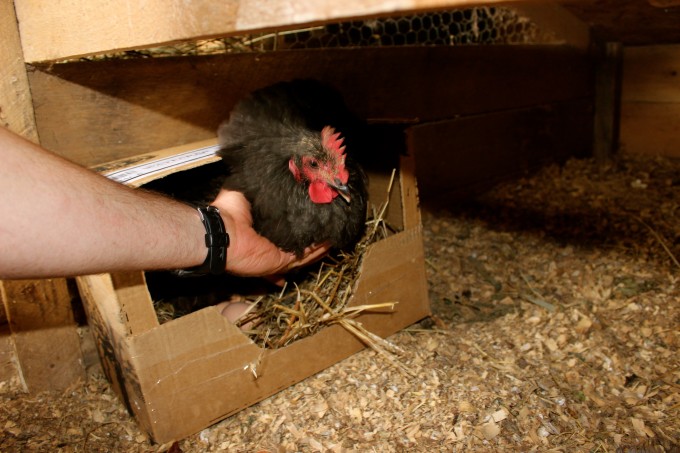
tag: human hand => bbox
[211,189,330,277]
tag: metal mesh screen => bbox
[77,7,556,61]
[279,8,546,49]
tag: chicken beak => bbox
[330,180,351,204]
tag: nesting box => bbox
[75,137,429,442]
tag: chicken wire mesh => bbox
[278,7,549,49]
[77,7,557,61]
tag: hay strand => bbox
[235,169,402,359]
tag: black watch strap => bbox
[175,206,229,277]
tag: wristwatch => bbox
[175,206,229,277]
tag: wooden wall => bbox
[28,45,592,167]
[620,44,680,158]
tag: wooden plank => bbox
[593,41,622,162]
[513,3,590,51]
[110,273,160,335]
[29,45,591,167]
[0,279,18,383]
[409,99,593,202]
[0,1,85,391]
[0,324,19,384]
[1,280,85,391]
[0,0,38,141]
[14,0,569,63]
[647,0,680,7]
[620,44,680,157]
[620,102,680,158]
[563,0,680,46]
[622,44,680,103]
[0,0,29,386]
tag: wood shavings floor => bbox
[1,152,678,452]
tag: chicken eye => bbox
[308,159,319,169]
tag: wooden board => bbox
[409,99,593,202]
[28,45,592,166]
[593,40,622,162]
[513,3,590,50]
[0,324,19,384]
[15,0,561,63]
[0,0,85,391]
[1,280,85,391]
[0,0,29,386]
[564,0,680,46]
[648,0,680,6]
[622,44,680,103]
[620,44,680,157]
[0,0,38,141]
[620,102,680,158]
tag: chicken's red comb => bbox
[321,126,346,157]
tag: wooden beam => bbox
[0,0,85,391]
[15,0,580,63]
[0,0,38,141]
[29,46,592,167]
[0,0,30,387]
[0,0,35,388]
[593,40,623,162]
[513,2,591,51]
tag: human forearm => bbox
[0,127,207,279]
[0,127,330,280]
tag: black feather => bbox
[218,80,368,255]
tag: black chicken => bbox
[217,80,368,255]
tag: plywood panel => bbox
[29,46,591,166]
[15,0,556,63]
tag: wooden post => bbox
[593,40,623,162]
[0,0,85,391]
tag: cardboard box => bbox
[76,137,430,443]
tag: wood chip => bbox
[1,152,678,452]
